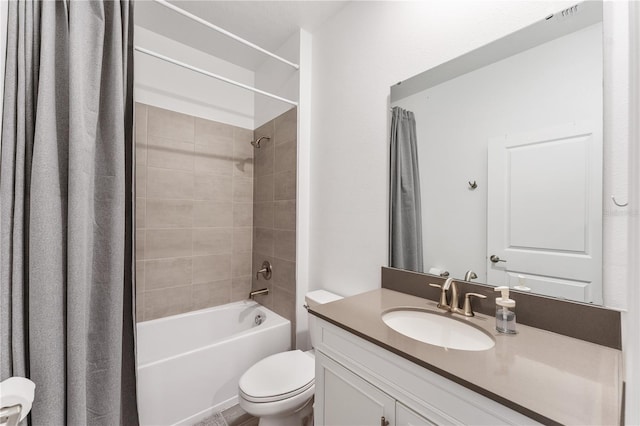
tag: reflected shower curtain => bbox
[0,1,138,424]
[389,107,423,272]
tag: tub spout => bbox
[249,288,269,299]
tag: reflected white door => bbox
[487,122,602,303]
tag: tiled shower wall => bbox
[135,103,255,321]
[251,108,298,344]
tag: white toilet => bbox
[238,290,343,426]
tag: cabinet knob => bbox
[381,416,389,426]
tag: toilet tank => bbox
[305,290,343,348]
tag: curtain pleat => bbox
[0,1,138,424]
[389,106,424,272]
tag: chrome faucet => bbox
[464,270,478,281]
[249,288,269,299]
[430,277,462,313]
[430,278,486,316]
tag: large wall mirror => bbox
[389,1,604,305]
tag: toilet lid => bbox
[239,350,315,403]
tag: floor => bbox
[192,404,258,426]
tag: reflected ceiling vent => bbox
[546,3,582,21]
[555,3,581,21]
[561,4,580,17]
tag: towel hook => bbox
[611,195,628,207]
[468,180,477,189]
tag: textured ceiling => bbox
[134,0,348,70]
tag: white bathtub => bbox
[137,300,291,426]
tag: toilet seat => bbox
[240,380,314,403]
[239,350,315,403]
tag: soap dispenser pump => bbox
[513,275,531,292]
[494,286,516,334]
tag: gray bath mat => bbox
[192,411,228,426]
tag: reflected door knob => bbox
[490,255,506,263]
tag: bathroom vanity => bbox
[309,289,622,425]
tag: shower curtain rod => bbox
[152,0,300,70]
[135,46,299,106]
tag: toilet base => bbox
[257,397,313,426]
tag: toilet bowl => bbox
[238,290,342,426]
[238,350,315,426]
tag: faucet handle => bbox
[463,293,487,317]
[256,260,272,280]
[429,283,449,310]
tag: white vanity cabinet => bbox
[316,353,396,425]
[317,351,437,425]
[396,403,437,426]
[313,317,541,426]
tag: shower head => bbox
[250,136,270,148]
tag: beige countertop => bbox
[310,288,623,426]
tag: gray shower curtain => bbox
[389,106,423,272]
[0,1,138,424]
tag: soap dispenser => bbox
[494,286,516,334]
[513,275,531,292]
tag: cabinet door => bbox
[316,352,395,426]
[396,402,437,426]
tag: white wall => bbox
[309,1,572,297]
[624,3,640,423]
[394,23,602,286]
[254,32,300,128]
[134,26,255,129]
[602,2,631,309]
[308,0,635,418]
[297,30,313,349]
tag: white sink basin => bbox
[382,309,495,351]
